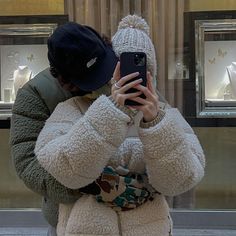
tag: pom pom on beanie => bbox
[117,14,150,35]
[112,15,157,78]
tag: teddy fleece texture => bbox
[9,69,82,227]
[34,95,205,236]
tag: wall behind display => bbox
[194,127,236,209]
[186,0,236,11]
[0,129,41,208]
[0,0,64,16]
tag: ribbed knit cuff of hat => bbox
[140,109,165,129]
[108,96,137,121]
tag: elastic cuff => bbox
[140,109,165,128]
[108,96,137,120]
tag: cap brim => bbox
[71,46,118,91]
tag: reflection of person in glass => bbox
[13,65,32,96]
[10,18,205,236]
[36,16,204,236]
[226,62,236,97]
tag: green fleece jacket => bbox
[9,68,82,227]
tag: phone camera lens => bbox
[134,53,145,66]
[134,54,140,64]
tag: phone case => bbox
[120,52,147,106]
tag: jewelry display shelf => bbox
[0,15,68,128]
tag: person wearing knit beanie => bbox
[33,15,205,236]
[112,15,157,79]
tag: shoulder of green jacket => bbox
[23,68,72,113]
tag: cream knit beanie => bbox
[112,15,157,78]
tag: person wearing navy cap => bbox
[47,22,118,92]
[10,21,155,236]
[10,22,120,236]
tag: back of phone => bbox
[120,52,147,105]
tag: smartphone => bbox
[120,52,147,106]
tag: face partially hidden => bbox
[57,75,112,98]
[83,82,112,99]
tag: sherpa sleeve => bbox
[10,84,82,204]
[138,108,205,196]
[35,95,131,189]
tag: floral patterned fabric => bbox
[79,166,159,211]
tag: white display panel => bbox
[204,40,236,100]
[0,44,48,102]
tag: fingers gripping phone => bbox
[120,52,147,106]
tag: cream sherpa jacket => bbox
[35,95,205,236]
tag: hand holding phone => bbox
[112,56,160,122]
[120,52,147,106]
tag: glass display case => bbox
[184,11,236,126]
[196,19,236,118]
[0,15,68,126]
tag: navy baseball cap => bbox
[47,22,118,91]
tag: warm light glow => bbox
[0,0,64,16]
[187,0,236,11]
